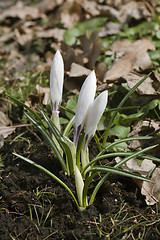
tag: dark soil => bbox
[1,125,160,240]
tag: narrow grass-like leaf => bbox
[81,150,160,176]
[99,136,157,157]
[13,153,79,208]
[115,144,158,168]
[94,133,102,152]
[59,105,75,116]
[105,105,140,113]
[89,144,157,205]
[37,107,62,139]
[59,138,75,175]
[63,117,74,137]
[142,154,160,163]
[82,172,97,208]
[38,108,76,174]
[24,111,67,172]
[90,166,153,182]
[103,73,151,146]
[76,133,85,169]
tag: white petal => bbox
[73,70,96,145]
[50,50,64,112]
[85,90,108,141]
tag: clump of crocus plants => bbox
[9,50,160,212]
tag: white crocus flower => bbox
[50,50,64,116]
[73,70,96,146]
[84,90,108,148]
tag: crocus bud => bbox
[50,50,64,115]
[84,90,108,147]
[73,70,97,146]
[75,165,84,207]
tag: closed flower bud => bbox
[84,91,108,146]
[73,70,97,146]
[75,165,84,207]
[50,50,64,115]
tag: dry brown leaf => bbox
[0,32,15,44]
[35,0,63,12]
[36,85,50,105]
[128,120,160,149]
[110,39,132,53]
[56,0,82,28]
[96,62,107,82]
[129,120,160,137]
[69,63,91,77]
[36,28,65,42]
[115,156,160,205]
[82,1,100,16]
[0,135,4,149]
[103,0,155,23]
[0,88,3,94]
[62,31,103,71]
[100,22,122,36]
[115,157,156,177]
[78,32,103,69]
[0,111,11,126]
[104,39,155,82]
[118,1,154,23]
[141,167,160,205]
[0,1,41,21]
[126,73,156,95]
[0,126,16,138]
[14,28,33,46]
[61,44,84,71]
[104,0,124,9]
[97,4,119,19]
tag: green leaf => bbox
[109,125,130,139]
[121,111,143,121]
[123,21,159,38]
[99,135,158,157]
[64,17,107,45]
[60,117,69,124]
[156,30,160,39]
[65,95,78,119]
[90,165,152,182]
[97,115,107,131]
[60,137,76,175]
[106,141,129,152]
[145,99,160,112]
[149,50,160,60]
[155,40,160,48]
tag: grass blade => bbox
[90,165,153,182]
[63,117,74,137]
[37,107,62,138]
[98,136,158,157]
[81,150,160,176]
